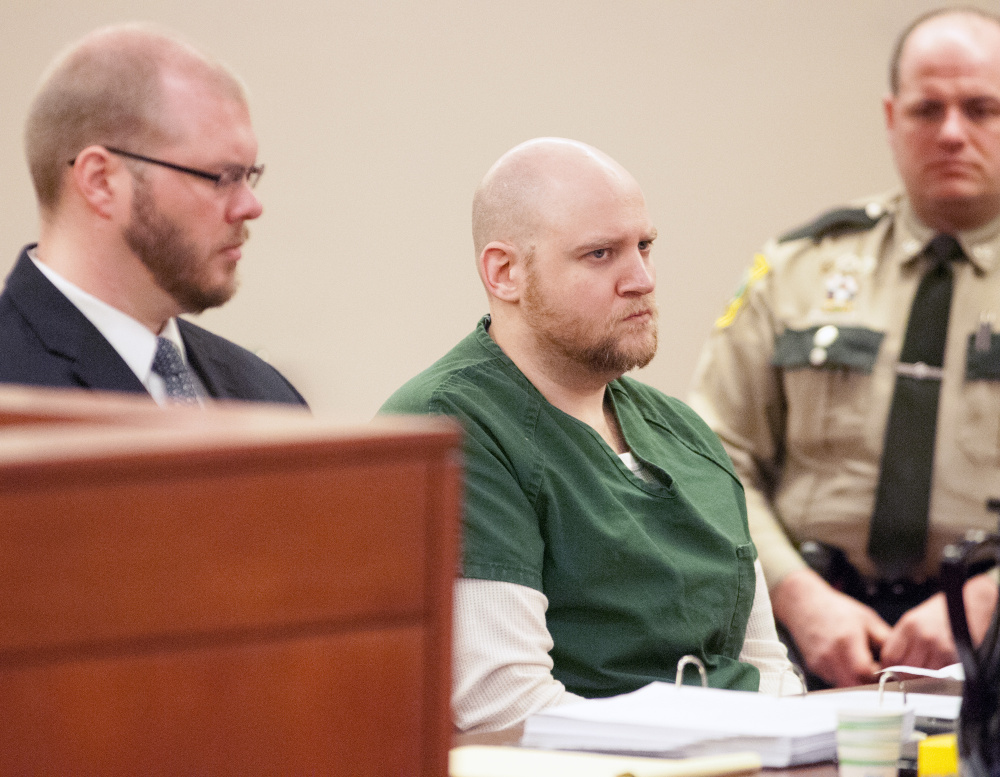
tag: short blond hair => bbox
[25,23,247,213]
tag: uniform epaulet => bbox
[778,206,886,243]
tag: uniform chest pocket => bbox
[773,326,884,454]
[959,332,1000,464]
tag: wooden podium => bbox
[0,386,462,776]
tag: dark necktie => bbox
[867,234,964,580]
[151,337,200,405]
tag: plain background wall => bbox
[1,0,995,420]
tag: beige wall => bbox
[0,0,993,420]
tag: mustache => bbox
[621,296,658,318]
[223,225,250,247]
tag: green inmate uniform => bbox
[380,315,760,697]
[689,191,1000,594]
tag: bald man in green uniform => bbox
[381,138,798,733]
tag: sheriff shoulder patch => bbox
[715,253,770,329]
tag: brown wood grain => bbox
[0,386,461,776]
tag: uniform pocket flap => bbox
[773,326,883,373]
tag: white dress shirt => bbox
[30,252,194,405]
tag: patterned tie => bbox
[151,337,200,405]
[867,234,964,579]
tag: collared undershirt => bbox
[29,250,193,405]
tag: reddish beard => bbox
[123,180,243,313]
[521,270,658,378]
[571,302,659,376]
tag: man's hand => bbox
[880,573,999,669]
[771,568,892,687]
[878,593,955,670]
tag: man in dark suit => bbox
[0,23,306,407]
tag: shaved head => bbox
[471,138,637,258]
[472,138,657,386]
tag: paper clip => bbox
[675,654,708,687]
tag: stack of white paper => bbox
[521,682,959,768]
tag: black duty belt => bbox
[799,540,938,625]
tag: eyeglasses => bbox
[68,146,264,189]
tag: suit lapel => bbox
[178,318,236,400]
[6,250,148,394]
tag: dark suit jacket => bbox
[0,246,307,407]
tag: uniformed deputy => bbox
[689,8,1000,689]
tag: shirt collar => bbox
[895,199,1000,273]
[29,250,188,384]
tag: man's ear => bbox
[68,145,125,220]
[883,94,896,132]
[478,241,523,303]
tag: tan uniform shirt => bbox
[689,191,1000,588]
